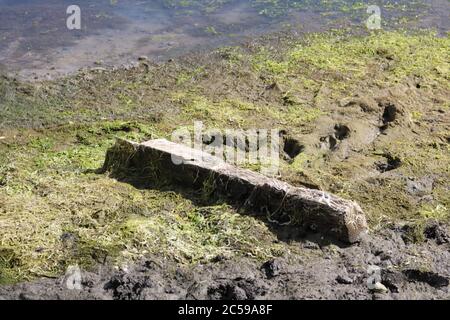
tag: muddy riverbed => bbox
[1,224,450,300]
[0,0,449,300]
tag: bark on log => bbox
[102,138,368,243]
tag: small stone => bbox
[303,241,320,250]
[371,282,388,293]
[138,55,149,61]
[261,259,282,278]
[336,275,353,285]
[230,286,248,300]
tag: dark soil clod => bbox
[424,223,449,245]
[336,275,354,285]
[105,273,153,300]
[207,278,265,300]
[381,270,403,293]
[261,259,282,279]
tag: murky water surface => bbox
[0,0,448,79]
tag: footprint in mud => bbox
[379,101,398,131]
[319,124,350,151]
[375,154,401,173]
[202,130,306,164]
[334,124,351,140]
[282,136,304,163]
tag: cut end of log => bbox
[102,138,368,244]
[344,201,368,244]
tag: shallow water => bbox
[0,0,448,79]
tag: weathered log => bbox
[102,138,368,243]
